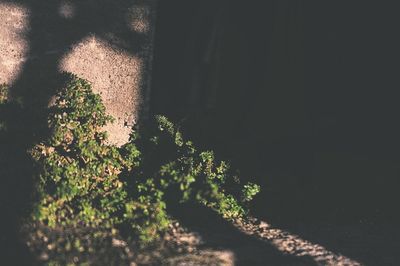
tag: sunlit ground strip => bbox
[236,218,363,266]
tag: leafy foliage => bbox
[0,83,8,104]
[0,84,9,132]
[30,76,260,244]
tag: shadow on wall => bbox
[0,0,157,144]
[151,3,400,264]
[151,0,400,224]
[0,0,155,262]
[0,2,319,265]
[151,0,312,218]
[152,0,309,175]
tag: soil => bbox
[25,215,399,266]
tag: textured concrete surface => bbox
[0,3,29,84]
[60,36,143,145]
[0,0,157,145]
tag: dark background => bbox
[150,0,400,223]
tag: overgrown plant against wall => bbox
[28,75,260,243]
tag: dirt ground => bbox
[25,213,400,266]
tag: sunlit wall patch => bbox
[58,0,75,19]
[126,5,151,34]
[0,3,29,85]
[59,35,143,146]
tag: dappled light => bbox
[0,0,157,264]
[58,0,75,19]
[59,36,143,145]
[235,218,362,266]
[1,0,400,264]
[126,5,151,34]
[0,3,29,84]
[0,0,155,139]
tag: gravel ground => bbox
[233,218,362,266]
[25,215,396,266]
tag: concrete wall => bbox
[0,0,157,145]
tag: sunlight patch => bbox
[0,3,29,84]
[58,1,75,19]
[126,5,151,33]
[236,218,363,266]
[59,35,143,145]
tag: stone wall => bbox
[0,0,157,145]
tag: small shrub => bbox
[241,182,261,203]
[0,84,8,132]
[30,77,132,229]
[0,83,9,104]
[30,75,260,244]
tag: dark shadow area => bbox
[0,0,151,263]
[151,0,400,263]
[167,202,317,266]
[0,100,38,264]
[276,219,400,266]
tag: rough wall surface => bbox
[0,0,157,145]
[0,3,29,85]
